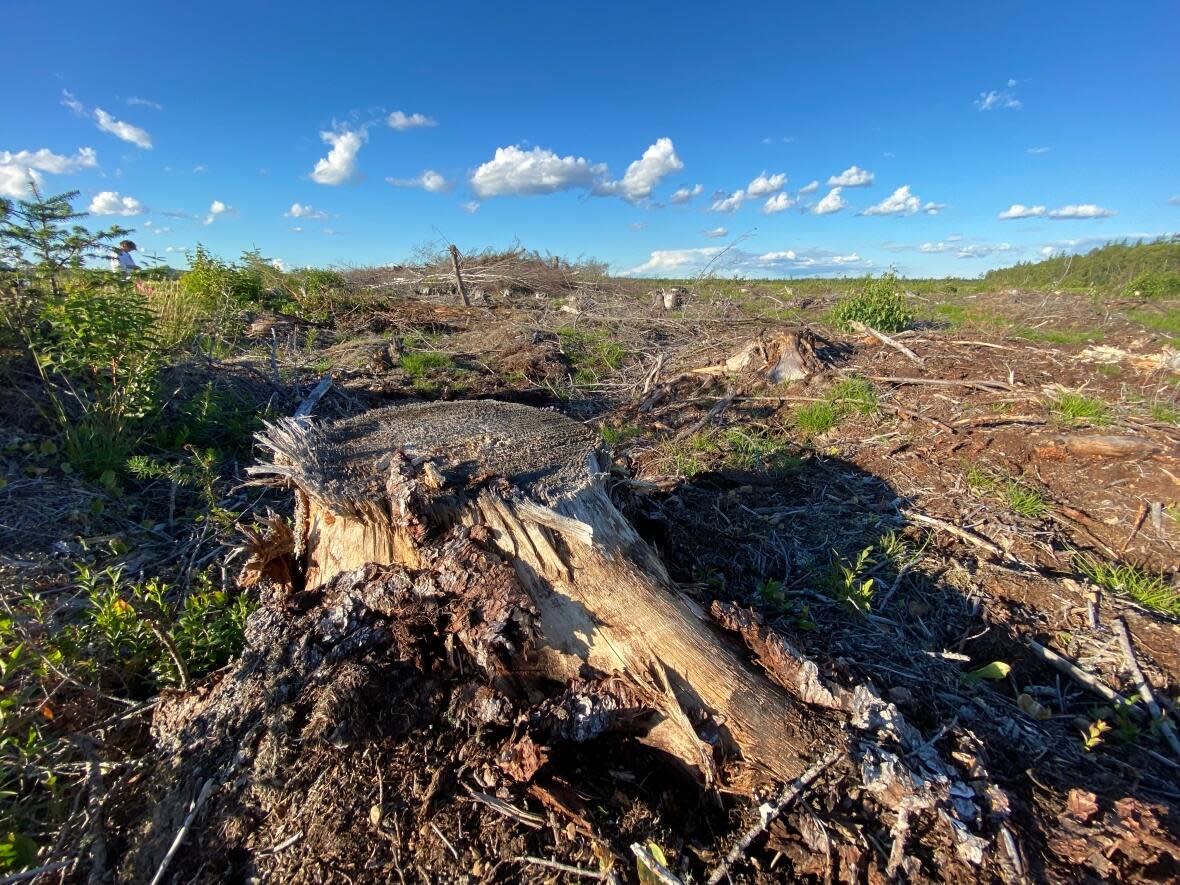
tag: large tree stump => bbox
[249,400,825,782]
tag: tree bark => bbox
[448,244,472,308]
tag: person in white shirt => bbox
[110,239,139,275]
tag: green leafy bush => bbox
[828,274,913,333]
[1124,271,1180,300]
[180,244,263,309]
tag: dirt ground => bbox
[4,278,1179,882]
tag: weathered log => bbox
[248,400,825,782]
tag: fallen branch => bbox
[464,784,544,829]
[705,751,841,885]
[869,375,1015,392]
[293,373,333,418]
[149,779,214,885]
[0,860,72,884]
[675,388,736,440]
[1112,618,1180,759]
[904,510,1005,559]
[519,856,605,880]
[633,843,684,885]
[848,321,924,366]
[1025,640,1141,716]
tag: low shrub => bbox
[829,273,913,333]
[1124,271,1180,300]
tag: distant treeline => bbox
[983,236,1180,293]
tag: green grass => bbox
[965,465,1049,518]
[600,424,644,445]
[1150,403,1180,426]
[1075,554,1180,616]
[1013,327,1103,345]
[400,351,455,377]
[792,401,838,436]
[1051,392,1110,425]
[556,326,627,384]
[828,377,878,415]
[928,301,1007,329]
[715,427,802,473]
[1127,306,1180,337]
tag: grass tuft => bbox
[1051,392,1110,425]
[1074,554,1180,616]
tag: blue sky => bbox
[4,1,1178,278]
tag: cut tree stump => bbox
[249,400,824,782]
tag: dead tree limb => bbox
[448,244,472,308]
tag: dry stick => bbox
[632,843,683,885]
[1112,618,1180,760]
[1025,640,1143,718]
[1118,501,1151,557]
[706,751,842,885]
[904,510,1006,559]
[293,373,332,418]
[519,856,605,880]
[868,375,1015,392]
[849,321,924,366]
[71,736,108,885]
[448,244,472,308]
[674,388,736,440]
[0,860,71,884]
[149,779,214,885]
[464,785,544,829]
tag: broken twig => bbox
[1112,617,1180,759]
[1025,640,1141,717]
[849,321,924,366]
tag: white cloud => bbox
[762,192,794,214]
[192,164,206,174]
[914,240,1015,259]
[470,144,605,197]
[861,184,930,216]
[758,250,797,261]
[1047,203,1116,219]
[669,183,703,204]
[0,146,98,198]
[827,165,873,187]
[61,89,84,114]
[813,187,846,215]
[88,191,144,216]
[286,202,327,220]
[311,129,366,185]
[798,180,819,194]
[386,169,452,193]
[204,199,233,225]
[387,111,437,131]
[922,201,946,215]
[1169,195,1180,206]
[709,189,746,213]
[1027,146,1051,155]
[127,96,163,110]
[461,201,480,214]
[975,89,1021,111]
[998,203,1046,220]
[598,137,683,203]
[747,171,787,197]
[94,108,153,149]
[703,227,729,238]
[625,247,723,275]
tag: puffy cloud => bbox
[827,165,873,187]
[94,108,153,149]
[703,226,729,238]
[861,184,935,216]
[204,199,233,225]
[797,180,819,194]
[0,146,98,198]
[1026,146,1051,155]
[598,138,683,203]
[387,111,437,130]
[975,89,1021,111]
[311,129,366,185]
[998,203,1046,220]
[762,192,794,214]
[755,249,869,273]
[88,191,144,215]
[470,144,605,197]
[286,202,327,220]
[911,240,1015,259]
[127,96,163,110]
[669,183,703,204]
[747,171,787,197]
[1047,203,1116,219]
[709,189,746,213]
[386,170,452,193]
[812,187,846,215]
[758,250,797,261]
[625,247,724,275]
